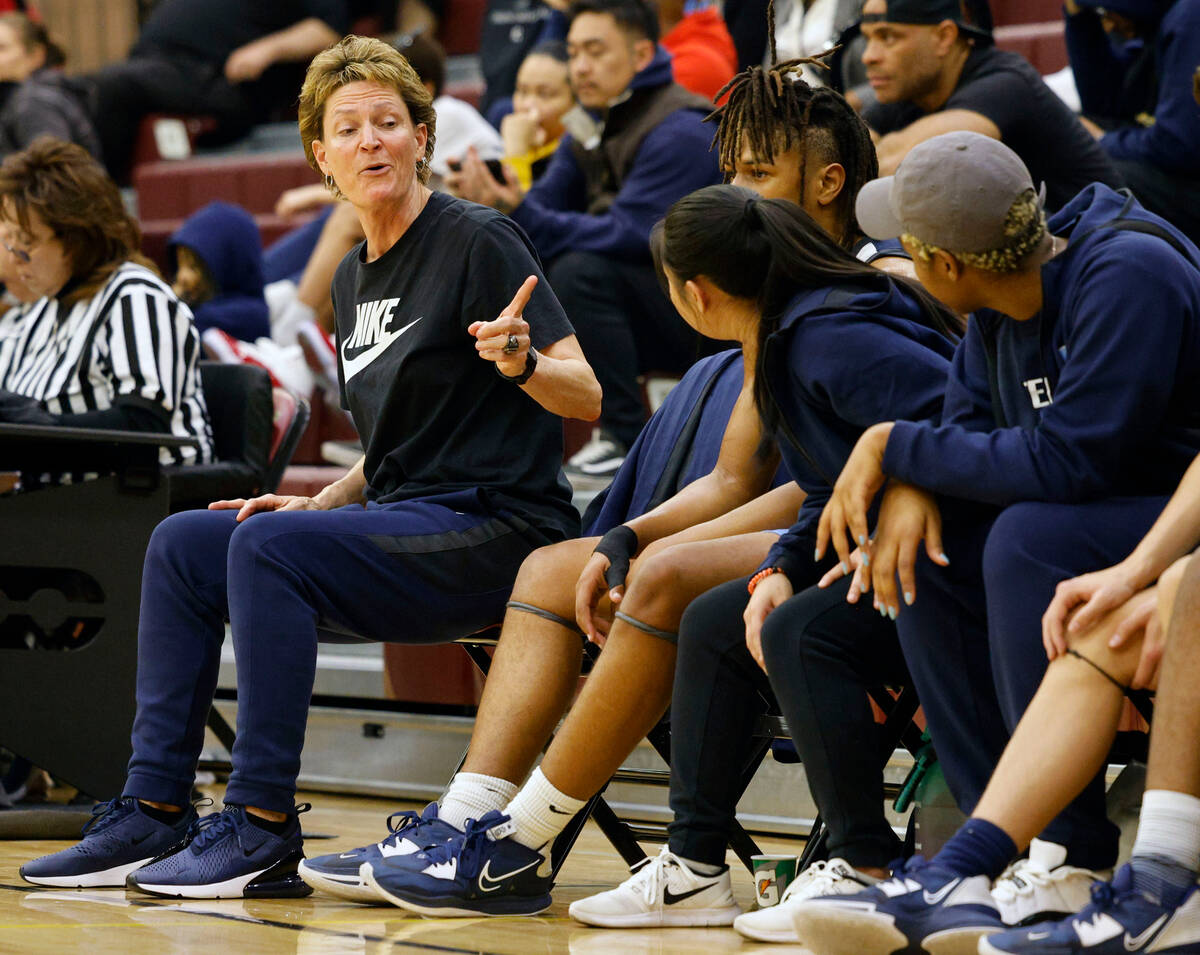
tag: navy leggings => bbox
[123,492,548,813]
[897,495,1168,870]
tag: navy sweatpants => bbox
[123,491,551,813]
[897,495,1168,870]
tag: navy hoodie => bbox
[509,48,721,261]
[1065,0,1200,173]
[168,201,270,342]
[759,281,958,579]
[883,184,1200,506]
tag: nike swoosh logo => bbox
[922,879,960,906]
[341,316,421,382]
[477,857,540,892]
[547,805,573,815]
[664,884,713,905]
[1027,931,1052,941]
[130,832,153,846]
[1126,914,1168,950]
[338,852,359,859]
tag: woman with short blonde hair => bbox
[21,35,600,899]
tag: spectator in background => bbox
[478,0,566,117]
[500,40,574,189]
[0,13,99,162]
[447,0,722,482]
[169,201,270,344]
[0,139,212,465]
[88,0,349,182]
[1065,0,1200,242]
[395,30,504,179]
[657,0,737,101]
[856,0,1123,209]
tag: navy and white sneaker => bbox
[792,856,1005,955]
[363,810,553,917]
[298,802,461,902]
[980,864,1200,954]
[127,804,313,899]
[21,797,198,888]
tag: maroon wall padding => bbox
[991,0,1064,26]
[135,154,321,220]
[437,0,488,55]
[140,212,318,273]
[383,643,487,706]
[994,21,1069,75]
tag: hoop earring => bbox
[324,173,344,199]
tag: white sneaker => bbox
[565,428,626,480]
[734,858,880,943]
[568,846,741,928]
[991,838,1107,926]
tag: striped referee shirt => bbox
[0,261,214,465]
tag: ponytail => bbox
[657,186,964,434]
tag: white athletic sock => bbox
[502,766,586,850]
[677,854,724,876]
[1133,789,1200,872]
[438,772,518,831]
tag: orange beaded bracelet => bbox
[747,566,783,594]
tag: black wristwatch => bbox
[496,347,538,385]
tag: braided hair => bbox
[707,0,877,248]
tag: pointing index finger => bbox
[502,275,538,317]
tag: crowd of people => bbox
[5,0,1200,952]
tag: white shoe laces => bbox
[624,847,701,908]
[778,859,862,906]
[992,857,1092,904]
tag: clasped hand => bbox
[816,424,949,616]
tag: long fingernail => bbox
[862,553,870,568]
[814,548,820,561]
[940,552,950,564]
[904,591,914,605]
[841,562,849,575]
[879,605,887,618]
[858,534,867,547]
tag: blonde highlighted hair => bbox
[904,189,1047,273]
[298,34,436,185]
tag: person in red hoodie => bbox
[659,0,737,100]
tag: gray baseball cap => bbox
[856,131,1047,256]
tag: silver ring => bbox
[503,333,520,355]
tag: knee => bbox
[510,537,588,613]
[623,545,688,621]
[982,503,1055,580]
[546,252,612,309]
[1157,552,1199,626]
[146,510,229,569]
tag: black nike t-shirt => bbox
[331,192,579,540]
[863,46,1122,211]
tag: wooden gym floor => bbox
[0,786,811,954]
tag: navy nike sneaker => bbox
[298,801,462,902]
[21,796,197,888]
[980,864,1200,954]
[127,804,313,899]
[792,856,1005,955]
[363,810,553,916]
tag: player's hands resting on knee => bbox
[865,482,948,617]
[1042,559,1148,659]
[817,422,893,571]
[209,494,323,522]
[744,572,793,671]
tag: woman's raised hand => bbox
[469,275,537,377]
